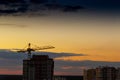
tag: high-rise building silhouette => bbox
[23,55,54,80]
[84,69,96,80]
[84,66,120,80]
[116,68,120,80]
[96,67,116,80]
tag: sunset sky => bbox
[0,0,120,75]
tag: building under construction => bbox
[23,55,54,80]
[13,43,55,80]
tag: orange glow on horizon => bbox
[0,15,120,75]
[0,69,22,75]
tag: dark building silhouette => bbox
[84,66,119,80]
[96,67,116,80]
[116,68,120,80]
[54,75,83,80]
[0,75,84,80]
[84,69,96,80]
[23,55,54,80]
[0,75,22,80]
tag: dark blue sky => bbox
[0,0,120,14]
[1,0,120,10]
[56,0,120,10]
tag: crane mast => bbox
[27,43,32,59]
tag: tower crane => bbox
[13,43,55,59]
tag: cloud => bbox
[0,49,27,60]
[0,49,87,71]
[54,60,120,75]
[34,51,87,58]
[62,5,84,12]
[0,23,27,28]
[55,60,120,68]
[0,0,120,16]
[0,49,87,75]
[0,50,24,72]
[0,0,85,16]
[0,49,119,75]
[0,49,87,60]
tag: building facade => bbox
[116,68,120,80]
[84,66,119,80]
[84,69,96,80]
[23,55,54,80]
[96,67,116,80]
